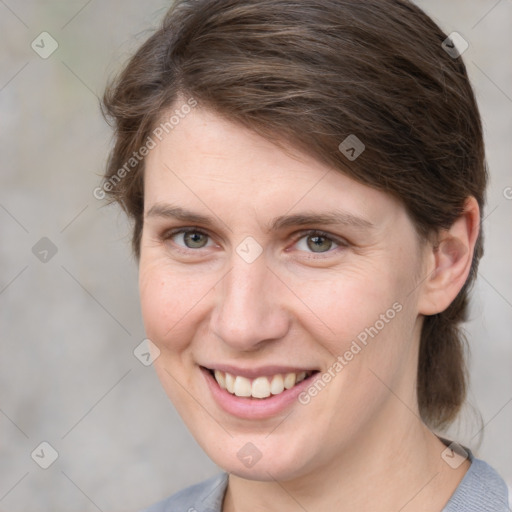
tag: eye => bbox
[164,228,214,249]
[293,230,346,254]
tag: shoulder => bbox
[139,472,229,512]
[443,456,510,511]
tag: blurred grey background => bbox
[0,1,511,511]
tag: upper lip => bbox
[201,364,319,379]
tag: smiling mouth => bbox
[204,367,319,399]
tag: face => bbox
[139,105,428,482]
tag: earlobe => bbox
[418,197,480,316]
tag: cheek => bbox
[138,260,210,352]
[294,263,416,399]
[295,267,400,346]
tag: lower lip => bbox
[201,367,318,420]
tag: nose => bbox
[209,254,290,351]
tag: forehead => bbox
[148,107,319,182]
[143,107,403,225]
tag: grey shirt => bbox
[141,453,510,512]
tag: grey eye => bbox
[306,234,334,252]
[183,231,209,248]
[170,230,212,249]
[296,233,338,253]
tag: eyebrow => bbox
[145,204,374,232]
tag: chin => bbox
[197,430,319,483]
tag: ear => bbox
[418,197,480,316]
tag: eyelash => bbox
[161,227,348,256]
[292,229,349,255]
[162,228,213,251]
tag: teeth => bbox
[234,376,252,397]
[252,377,271,398]
[214,370,226,389]
[225,372,235,394]
[284,373,296,389]
[212,369,311,399]
[270,374,284,395]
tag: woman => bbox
[101,0,509,510]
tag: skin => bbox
[139,104,479,511]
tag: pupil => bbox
[308,235,331,253]
[185,232,206,248]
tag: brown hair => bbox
[102,0,487,430]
